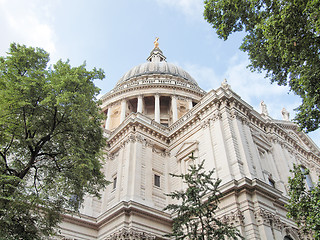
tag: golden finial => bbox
[154,37,159,48]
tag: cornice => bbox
[220,177,286,204]
[97,200,172,228]
[62,201,172,239]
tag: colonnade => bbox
[105,94,194,130]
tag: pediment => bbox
[175,141,199,160]
[252,130,272,152]
[287,129,319,154]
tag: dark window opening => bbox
[301,166,314,190]
[268,178,275,188]
[284,236,294,240]
[113,177,117,189]
[154,174,160,187]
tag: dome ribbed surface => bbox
[116,61,198,86]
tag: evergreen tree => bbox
[164,154,243,240]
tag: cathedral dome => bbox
[101,41,205,130]
[116,47,198,87]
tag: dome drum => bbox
[101,46,205,131]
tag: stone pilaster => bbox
[154,94,160,123]
[120,99,126,123]
[172,95,178,122]
[105,108,112,130]
[137,95,143,113]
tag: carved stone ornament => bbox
[105,229,156,240]
[254,208,284,230]
[220,210,245,226]
[201,119,211,129]
[221,78,230,89]
[260,100,268,116]
[108,151,119,160]
[152,146,167,157]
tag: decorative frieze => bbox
[105,229,156,240]
[254,208,284,230]
[220,210,245,227]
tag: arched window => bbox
[284,235,293,240]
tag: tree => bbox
[164,154,243,240]
[0,43,108,239]
[204,0,320,132]
[286,164,320,239]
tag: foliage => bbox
[0,43,108,239]
[204,0,320,132]
[287,164,320,239]
[164,154,243,240]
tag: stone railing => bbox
[101,76,205,101]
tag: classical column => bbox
[120,99,126,123]
[188,99,193,110]
[172,95,178,122]
[154,94,160,123]
[137,95,143,113]
[105,107,112,130]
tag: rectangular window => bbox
[154,174,160,187]
[301,167,314,189]
[113,176,117,189]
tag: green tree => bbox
[164,154,243,240]
[204,0,320,132]
[287,164,320,239]
[0,43,108,239]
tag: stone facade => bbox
[58,46,320,240]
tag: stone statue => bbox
[221,78,229,89]
[154,37,159,48]
[281,107,290,121]
[260,101,268,115]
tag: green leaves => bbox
[0,43,108,239]
[164,154,243,240]
[204,0,320,132]
[287,164,320,239]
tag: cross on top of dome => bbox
[147,37,166,63]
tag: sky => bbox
[0,0,319,147]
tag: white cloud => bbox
[0,0,56,55]
[155,0,203,19]
[181,52,302,122]
[183,63,220,91]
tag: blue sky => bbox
[1,0,319,147]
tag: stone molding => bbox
[104,229,156,240]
